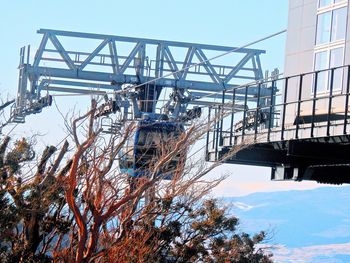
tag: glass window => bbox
[330,47,344,68]
[315,1,347,93]
[315,51,329,92]
[316,12,332,44]
[321,0,348,6]
[331,7,347,41]
[319,0,333,8]
[315,51,328,71]
[329,47,344,90]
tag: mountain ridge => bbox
[222,186,350,247]
[221,185,350,262]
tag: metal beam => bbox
[37,28,266,54]
[79,39,109,70]
[14,29,267,122]
[27,66,262,92]
[48,34,76,70]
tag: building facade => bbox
[207,0,350,183]
[283,0,349,132]
[285,0,349,77]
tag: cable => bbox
[15,29,287,183]
[195,72,284,101]
[4,123,19,137]
[128,30,287,92]
[0,99,15,111]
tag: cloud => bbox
[231,202,254,211]
[312,224,350,239]
[211,176,328,197]
[226,201,269,212]
[273,243,350,262]
[205,164,334,197]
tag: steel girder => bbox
[14,28,267,122]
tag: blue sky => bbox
[0,0,288,95]
[0,0,329,196]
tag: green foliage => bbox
[109,198,272,263]
[0,136,69,262]
[4,137,34,176]
[0,135,273,262]
[164,199,272,263]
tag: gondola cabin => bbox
[119,121,185,178]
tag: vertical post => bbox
[155,44,163,78]
[311,71,318,138]
[212,108,217,149]
[295,74,304,139]
[219,89,225,146]
[281,77,289,141]
[16,47,28,117]
[26,45,30,64]
[267,81,275,142]
[229,89,236,145]
[205,106,211,161]
[241,86,249,142]
[215,107,220,160]
[327,68,334,137]
[254,83,261,142]
[344,66,350,135]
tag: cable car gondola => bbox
[119,121,185,179]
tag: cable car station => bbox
[3,0,350,185]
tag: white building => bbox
[208,0,350,184]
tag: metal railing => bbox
[206,65,350,159]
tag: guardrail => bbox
[206,65,350,160]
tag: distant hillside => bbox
[223,186,350,262]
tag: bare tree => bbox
[0,99,272,262]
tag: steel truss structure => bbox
[12,28,268,123]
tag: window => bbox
[314,47,344,92]
[316,7,347,44]
[331,7,347,41]
[319,0,333,7]
[314,1,347,93]
[316,12,332,44]
[319,0,348,8]
[329,47,344,90]
[314,51,329,92]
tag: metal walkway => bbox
[206,65,350,184]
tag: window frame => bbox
[313,44,345,94]
[313,1,348,94]
[318,0,348,9]
[315,5,348,45]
